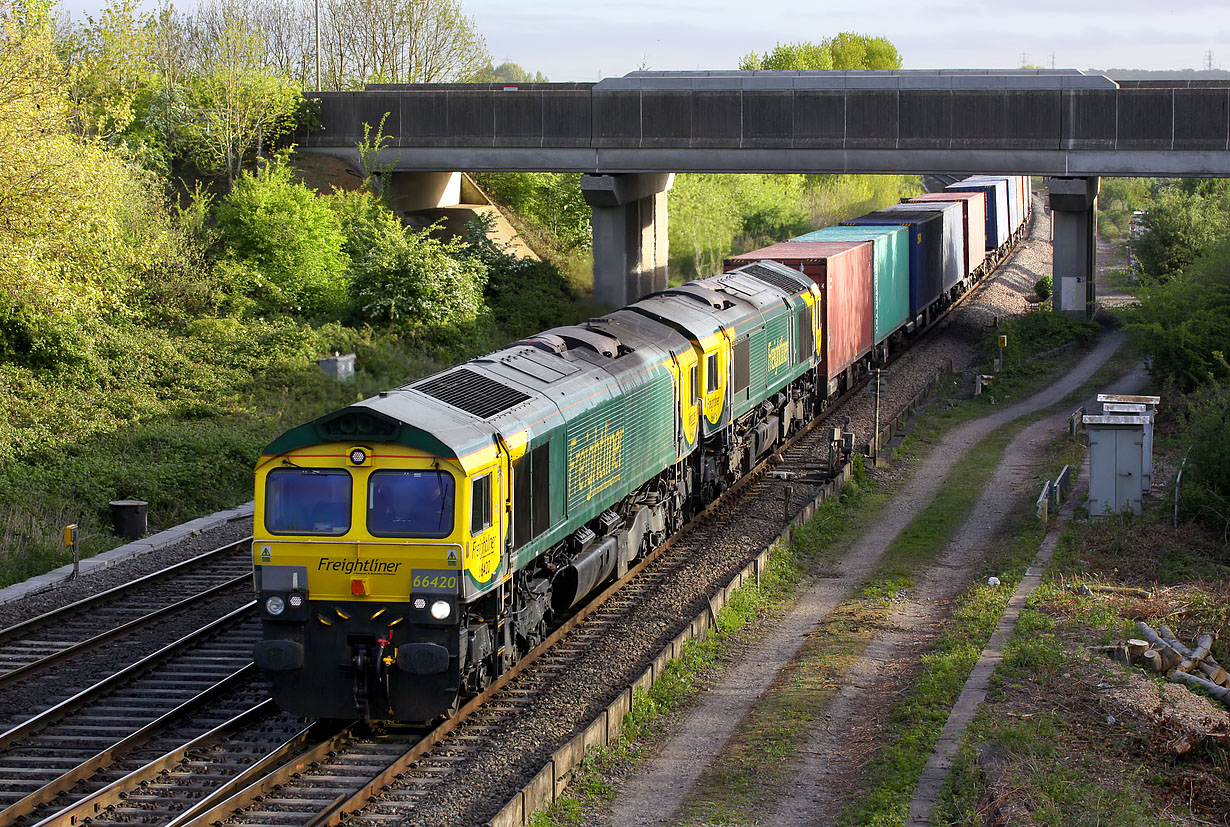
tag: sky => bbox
[54,0,1230,81]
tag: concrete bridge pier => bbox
[1049,176,1099,319]
[582,173,674,308]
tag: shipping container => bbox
[907,192,987,276]
[880,201,965,294]
[1019,176,1032,226]
[968,175,1020,235]
[843,210,944,318]
[724,241,874,385]
[791,225,909,344]
[947,178,1009,249]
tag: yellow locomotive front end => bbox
[252,422,502,721]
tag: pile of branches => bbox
[1107,622,1230,705]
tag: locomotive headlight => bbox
[288,594,304,608]
[265,595,286,616]
[430,600,451,620]
[413,597,427,610]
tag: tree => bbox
[180,6,300,187]
[0,0,182,367]
[481,61,546,83]
[739,33,902,71]
[1127,236,1230,391]
[216,156,349,317]
[319,0,490,89]
[1133,183,1229,283]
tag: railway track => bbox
[0,538,253,692]
[0,603,261,825]
[2,215,1035,827]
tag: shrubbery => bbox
[1176,380,1230,539]
[216,157,350,317]
[1127,237,1230,391]
[1133,181,1230,283]
[669,173,921,279]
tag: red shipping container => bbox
[725,241,874,386]
[908,192,987,276]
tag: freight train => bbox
[251,174,1032,722]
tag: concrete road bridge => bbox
[299,70,1230,311]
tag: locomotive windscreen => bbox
[367,470,455,538]
[265,468,352,535]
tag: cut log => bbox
[1137,621,1175,651]
[1179,633,1216,675]
[1167,670,1230,704]
[1145,647,1183,672]
[1161,625,1228,685]
[1084,584,1154,599]
[1126,639,1150,660]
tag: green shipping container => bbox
[792,225,909,344]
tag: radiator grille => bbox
[737,263,806,295]
[415,368,531,419]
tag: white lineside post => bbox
[314,0,321,92]
[873,368,882,463]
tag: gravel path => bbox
[903,363,1148,826]
[769,345,1139,827]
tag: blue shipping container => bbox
[945,179,1008,250]
[880,201,965,294]
[843,211,944,317]
[965,176,1018,238]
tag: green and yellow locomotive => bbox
[252,261,822,721]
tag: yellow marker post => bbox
[997,334,1008,371]
[63,524,79,580]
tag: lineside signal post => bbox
[64,524,79,580]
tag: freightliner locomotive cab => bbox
[252,399,511,721]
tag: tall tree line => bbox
[53,0,490,184]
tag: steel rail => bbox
[28,699,322,827]
[0,600,255,752]
[0,664,258,824]
[287,206,1037,827]
[182,209,1036,827]
[0,573,251,691]
[0,536,252,647]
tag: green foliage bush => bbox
[1126,237,1230,391]
[216,157,349,317]
[332,189,488,329]
[992,312,1099,363]
[1133,182,1230,283]
[1177,380,1230,538]
[1034,276,1053,300]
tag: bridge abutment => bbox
[1049,176,1099,319]
[582,173,673,308]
